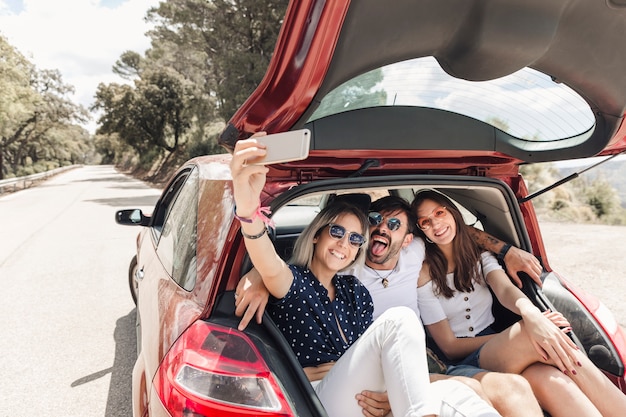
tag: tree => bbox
[1,35,90,178]
[93,0,289,174]
[144,0,288,129]
[0,35,37,178]
[92,69,191,160]
[112,51,143,80]
[311,69,387,120]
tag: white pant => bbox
[313,307,500,417]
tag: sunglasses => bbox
[327,224,366,248]
[416,206,448,230]
[368,212,402,231]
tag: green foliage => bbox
[112,51,143,80]
[185,129,227,159]
[92,67,192,160]
[144,0,288,122]
[0,35,93,179]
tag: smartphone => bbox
[250,129,311,165]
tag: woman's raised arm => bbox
[230,135,293,298]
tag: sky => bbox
[0,0,160,133]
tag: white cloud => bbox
[0,0,161,133]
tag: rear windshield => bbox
[308,56,594,143]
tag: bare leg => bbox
[478,323,626,417]
[472,371,543,417]
[521,363,601,417]
[431,373,494,405]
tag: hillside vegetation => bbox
[521,159,626,225]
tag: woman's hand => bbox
[488,269,580,374]
[521,308,581,374]
[356,390,391,417]
[543,309,572,333]
[230,133,269,217]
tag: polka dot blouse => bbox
[268,264,374,368]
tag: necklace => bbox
[368,265,397,288]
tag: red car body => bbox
[117,1,626,415]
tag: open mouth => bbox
[330,249,346,260]
[370,234,389,256]
[432,226,449,239]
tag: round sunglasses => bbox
[416,206,448,230]
[368,212,402,231]
[327,224,366,248]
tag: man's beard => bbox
[367,237,403,266]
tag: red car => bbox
[116,1,626,416]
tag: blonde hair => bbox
[289,201,369,270]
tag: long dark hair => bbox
[411,190,482,298]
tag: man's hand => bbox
[356,390,391,417]
[235,268,270,330]
[303,362,335,382]
[504,246,543,288]
[468,227,542,287]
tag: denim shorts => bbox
[444,326,496,378]
[445,349,486,377]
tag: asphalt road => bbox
[0,166,161,417]
[0,166,623,416]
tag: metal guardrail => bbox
[0,165,81,195]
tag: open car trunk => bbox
[215,173,626,404]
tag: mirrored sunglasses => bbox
[416,206,448,230]
[328,224,366,248]
[368,212,402,231]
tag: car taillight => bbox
[154,321,295,416]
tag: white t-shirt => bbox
[418,252,502,337]
[349,239,428,320]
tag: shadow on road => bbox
[87,196,160,207]
[70,309,137,416]
[106,309,137,417]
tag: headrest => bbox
[327,193,371,215]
